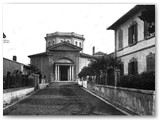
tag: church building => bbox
[28,32,95,83]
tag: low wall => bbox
[87,83,155,115]
[3,87,34,107]
[39,83,49,89]
[77,80,87,88]
[3,83,49,108]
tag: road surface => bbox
[4,82,126,115]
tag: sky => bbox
[2,4,136,64]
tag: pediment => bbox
[47,42,82,52]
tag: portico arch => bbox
[54,58,74,81]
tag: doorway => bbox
[60,66,69,81]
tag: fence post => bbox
[114,69,120,87]
[32,74,40,91]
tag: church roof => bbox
[47,41,82,52]
[45,32,85,40]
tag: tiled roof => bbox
[28,52,47,58]
[3,57,26,66]
[80,53,96,59]
[94,51,106,56]
[107,5,145,30]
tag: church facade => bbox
[28,32,94,83]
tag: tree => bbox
[78,54,123,85]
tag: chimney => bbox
[92,46,95,55]
[13,56,17,62]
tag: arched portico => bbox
[54,58,74,81]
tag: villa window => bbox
[75,41,77,46]
[138,6,155,39]
[53,41,55,45]
[128,58,138,75]
[146,52,155,72]
[118,29,123,50]
[144,21,155,39]
[128,21,138,46]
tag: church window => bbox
[128,21,138,46]
[79,42,81,48]
[67,39,70,43]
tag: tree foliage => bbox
[78,55,117,77]
[78,55,122,85]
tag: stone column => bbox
[55,65,57,81]
[68,67,70,81]
[72,66,74,81]
[57,65,59,81]
[69,66,71,81]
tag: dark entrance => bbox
[60,66,69,81]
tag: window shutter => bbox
[128,62,131,75]
[134,23,138,43]
[144,21,148,38]
[128,27,133,45]
[134,60,138,74]
[118,30,123,49]
[146,53,155,71]
[120,30,123,48]
[128,27,131,45]
[120,62,124,76]
[152,54,155,71]
[118,31,121,49]
[146,56,150,71]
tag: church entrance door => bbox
[60,66,69,81]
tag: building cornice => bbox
[117,44,155,58]
[45,32,85,40]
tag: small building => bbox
[93,51,106,58]
[107,5,155,75]
[28,32,95,83]
[3,57,27,77]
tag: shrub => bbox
[117,71,155,90]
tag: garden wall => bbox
[3,83,49,108]
[87,83,155,115]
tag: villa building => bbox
[107,5,155,75]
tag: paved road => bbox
[4,82,126,115]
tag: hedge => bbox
[117,71,155,90]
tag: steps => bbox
[49,81,78,87]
